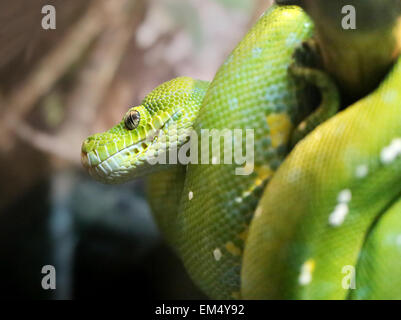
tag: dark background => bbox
[0,0,270,299]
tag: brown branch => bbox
[0,0,140,146]
[2,1,103,120]
[12,0,146,164]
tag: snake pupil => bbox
[124,109,140,130]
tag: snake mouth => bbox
[81,128,163,183]
[81,108,182,183]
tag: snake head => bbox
[81,77,209,184]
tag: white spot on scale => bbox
[355,165,368,178]
[188,191,193,201]
[298,259,315,286]
[329,203,349,227]
[383,90,399,103]
[337,189,352,203]
[380,138,401,164]
[235,197,242,204]
[396,235,401,246]
[242,191,251,198]
[213,248,222,261]
[287,167,302,183]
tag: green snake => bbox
[81,1,401,299]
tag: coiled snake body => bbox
[82,1,401,299]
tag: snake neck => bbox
[81,77,209,184]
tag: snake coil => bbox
[82,1,401,299]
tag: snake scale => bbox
[81,1,401,299]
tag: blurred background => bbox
[0,0,271,299]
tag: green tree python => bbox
[81,1,401,299]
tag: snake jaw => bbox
[81,112,176,183]
[81,126,164,184]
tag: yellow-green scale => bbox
[177,6,314,299]
[242,55,401,299]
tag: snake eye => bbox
[124,109,140,130]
